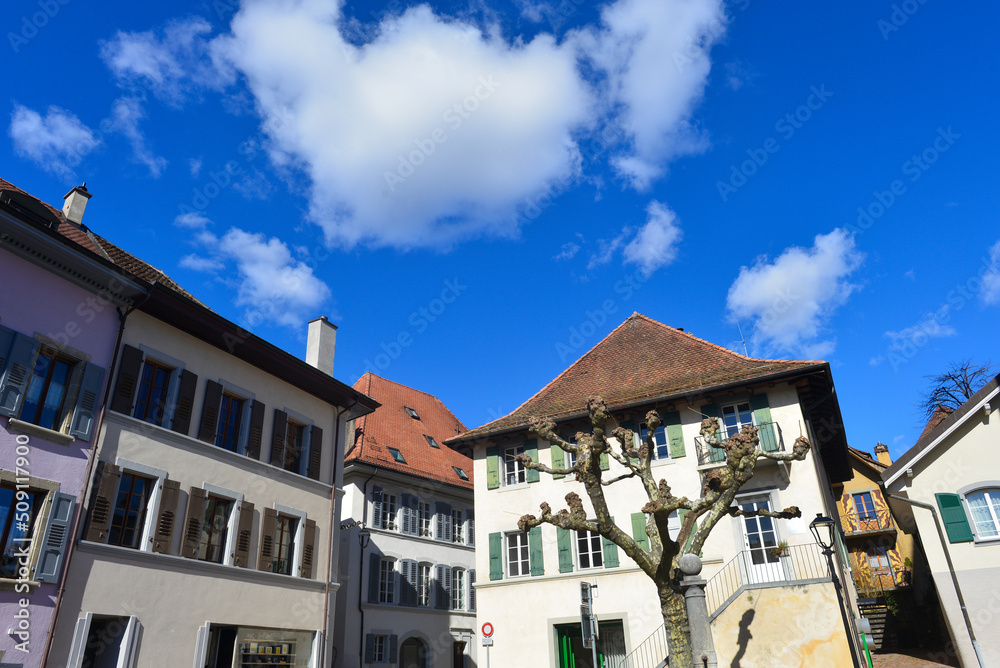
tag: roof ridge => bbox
[363,370,463,415]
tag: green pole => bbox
[860,629,873,668]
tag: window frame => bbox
[212,379,255,455]
[418,501,432,538]
[378,557,396,604]
[417,562,432,607]
[424,434,440,448]
[720,401,754,438]
[132,346,185,430]
[373,634,387,662]
[379,492,398,532]
[502,445,526,487]
[451,509,464,544]
[962,487,1000,542]
[109,458,167,553]
[272,502,308,577]
[452,567,466,610]
[505,531,530,578]
[404,406,420,419]
[279,407,315,476]
[20,348,76,431]
[576,529,604,570]
[638,423,670,461]
[0,482,44,579]
[200,483,244,566]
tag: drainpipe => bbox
[41,291,150,668]
[358,465,379,668]
[887,494,985,668]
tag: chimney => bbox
[874,442,891,467]
[306,316,337,375]
[62,183,92,225]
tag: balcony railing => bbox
[694,421,784,466]
[844,512,895,536]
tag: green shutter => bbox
[936,493,974,543]
[557,527,574,573]
[486,446,500,489]
[525,439,540,482]
[602,517,619,568]
[664,410,685,458]
[552,444,565,480]
[489,532,503,580]
[631,513,649,551]
[529,526,544,576]
[599,451,610,470]
[750,393,778,451]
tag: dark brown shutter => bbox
[300,518,318,579]
[171,370,198,435]
[84,461,121,542]
[246,400,266,460]
[257,507,278,571]
[181,487,207,559]
[233,501,255,568]
[152,479,180,554]
[110,345,143,414]
[306,425,323,481]
[197,380,224,443]
[270,409,288,469]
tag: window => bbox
[199,495,232,563]
[503,445,525,486]
[452,509,464,544]
[453,466,468,481]
[452,568,466,610]
[273,514,298,575]
[388,447,406,464]
[380,493,397,531]
[214,393,245,452]
[0,484,43,578]
[21,349,74,431]
[967,490,1000,539]
[109,472,154,549]
[133,360,173,426]
[285,420,306,472]
[418,502,432,537]
[379,558,396,603]
[721,402,754,437]
[467,510,475,546]
[424,434,439,448]
[418,563,431,606]
[404,406,420,419]
[639,424,670,460]
[577,530,604,569]
[853,492,878,530]
[373,634,387,662]
[506,532,530,577]
[76,615,140,668]
[867,545,892,571]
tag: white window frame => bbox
[963,487,1000,542]
[281,407,315,476]
[273,502,308,578]
[503,445,526,487]
[214,379,255,455]
[418,502,432,537]
[720,401,754,437]
[452,567,466,610]
[417,562,432,607]
[576,529,604,570]
[378,557,396,604]
[66,613,141,668]
[379,492,398,532]
[201,483,244,566]
[373,634,387,662]
[113,458,168,553]
[135,345,185,430]
[639,423,670,461]
[506,532,530,578]
[451,509,464,544]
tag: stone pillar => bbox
[678,554,718,668]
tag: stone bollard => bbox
[678,554,718,668]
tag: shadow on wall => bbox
[732,609,754,668]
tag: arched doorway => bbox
[399,637,428,668]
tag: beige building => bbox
[447,313,859,667]
[883,374,1000,668]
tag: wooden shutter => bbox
[489,532,503,580]
[388,635,398,664]
[435,564,449,609]
[750,393,778,451]
[602,517,619,568]
[170,370,198,435]
[84,461,120,542]
[631,513,650,551]
[271,409,288,468]
[152,479,180,554]
[34,492,75,583]
[469,569,477,612]
[467,509,475,546]
[936,493,974,543]
[233,501,255,567]
[301,518,318,579]
[197,380,223,443]
[525,439,540,482]
[110,344,143,415]
[0,333,39,416]
[246,400,266,460]
[371,487,383,529]
[400,559,417,605]
[69,363,104,441]
[436,502,451,542]
[368,553,382,603]
[557,527,573,573]
[551,443,565,479]
[364,635,375,664]
[486,445,500,489]
[529,526,544,576]
[665,410,685,458]
[0,324,15,374]
[400,495,413,535]
[306,425,323,480]
[181,487,207,558]
[258,507,278,571]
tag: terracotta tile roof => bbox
[917,404,954,443]
[847,446,887,474]
[451,313,822,441]
[348,373,473,489]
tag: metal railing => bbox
[617,625,667,668]
[845,512,894,534]
[694,421,784,466]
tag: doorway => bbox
[400,637,428,668]
[738,496,784,584]
[555,620,625,668]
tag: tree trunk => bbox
[660,583,694,668]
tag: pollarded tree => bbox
[516,396,811,668]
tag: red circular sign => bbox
[482,622,494,637]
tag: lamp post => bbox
[810,514,864,668]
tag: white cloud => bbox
[110,97,167,177]
[884,310,956,352]
[980,239,1000,305]
[189,157,203,177]
[8,105,101,179]
[174,211,211,229]
[726,228,864,357]
[554,241,580,261]
[587,227,631,269]
[622,200,682,275]
[184,228,331,328]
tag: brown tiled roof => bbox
[848,446,887,475]
[916,404,953,443]
[348,373,473,489]
[452,313,821,441]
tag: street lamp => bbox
[809,513,836,550]
[358,525,371,549]
[810,513,864,668]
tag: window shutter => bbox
[306,425,323,480]
[936,493,974,543]
[400,559,416,605]
[631,513,650,551]
[246,400,266,460]
[34,492,75,583]
[525,439,540,482]
[750,393,778,451]
[467,509,475,546]
[557,527,573,573]
[171,370,198,435]
[69,363,105,441]
[233,500,255,568]
[600,451,610,470]
[400,494,412,535]
[371,487,383,530]
[489,532,503,580]
[469,569,477,612]
[388,635,398,664]
[409,496,420,536]
[258,507,278,571]
[271,409,288,467]
[529,526,544,576]
[364,634,375,664]
[602,517,619,568]
[435,564,447,609]
[701,404,720,428]
[436,502,452,542]
[152,479,180,554]
[368,553,381,603]
[197,380,224,443]
[0,324,15,373]
[181,486,207,558]
[665,410,685,458]
[110,344,143,415]
[84,461,120,542]
[486,446,500,489]
[300,518,317,579]
[444,566,453,609]
[0,333,39,416]
[551,443,565,479]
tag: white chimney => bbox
[62,183,92,225]
[306,316,337,375]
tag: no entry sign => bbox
[481,622,494,638]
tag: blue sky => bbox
[5,0,999,458]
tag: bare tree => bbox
[919,359,997,420]
[516,396,810,668]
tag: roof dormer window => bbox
[404,406,420,420]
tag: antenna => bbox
[735,320,749,357]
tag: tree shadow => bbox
[731,609,755,668]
